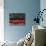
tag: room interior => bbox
[0,0,46,46]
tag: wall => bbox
[40,0,46,27]
[4,0,40,42]
[0,0,4,42]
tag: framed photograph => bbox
[9,13,25,25]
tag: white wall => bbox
[0,0,4,42]
[40,0,46,27]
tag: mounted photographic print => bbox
[9,13,25,25]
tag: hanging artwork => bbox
[9,13,25,25]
